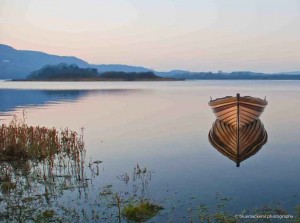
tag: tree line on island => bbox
[157,70,300,80]
[24,63,300,81]
[25,63,174,81]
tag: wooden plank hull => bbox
[208,95,268,128]
[208,119,268,167]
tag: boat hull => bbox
[208,95,267,128]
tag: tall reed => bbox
[0,113,86,222]
[0,113,84,162]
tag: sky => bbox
[0,0,300,73]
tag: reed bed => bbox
[0,114,84,162]
[0,114,87,222]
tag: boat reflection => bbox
[208,118,268,167]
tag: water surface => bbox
[1,80,299,222]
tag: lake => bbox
[0,80,300,222]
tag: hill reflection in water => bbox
[0,89,144,116]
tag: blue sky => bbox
[1,0,300,72]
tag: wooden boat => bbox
[208,119,267,167]
[208,94,267,128]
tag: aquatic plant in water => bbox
[96,164,163,222]
[123,201,164,223]
[0,113,86,222]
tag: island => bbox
[19,63,178,81]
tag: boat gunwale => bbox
[209,96,268,106]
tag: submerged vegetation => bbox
[123,201,163,222]
[123,201,164,223]
[0,157,87,222]
[0,113,87,222]
[0,113,163,222]
[121,164,163,222]
[0,151,299,222]
[181,193,300,223]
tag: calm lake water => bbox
[1,80,300,222]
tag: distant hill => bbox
[0,44,89,79]
[0,44,152,79]
[157,71,268,79]
[1,44,300,80]
[277,71,300,75]
[157,70,300,80]
[156,70,192,78]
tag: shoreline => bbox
[12,78,182,82]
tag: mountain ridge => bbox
[1,44,300,80]
[0,44,152,79]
